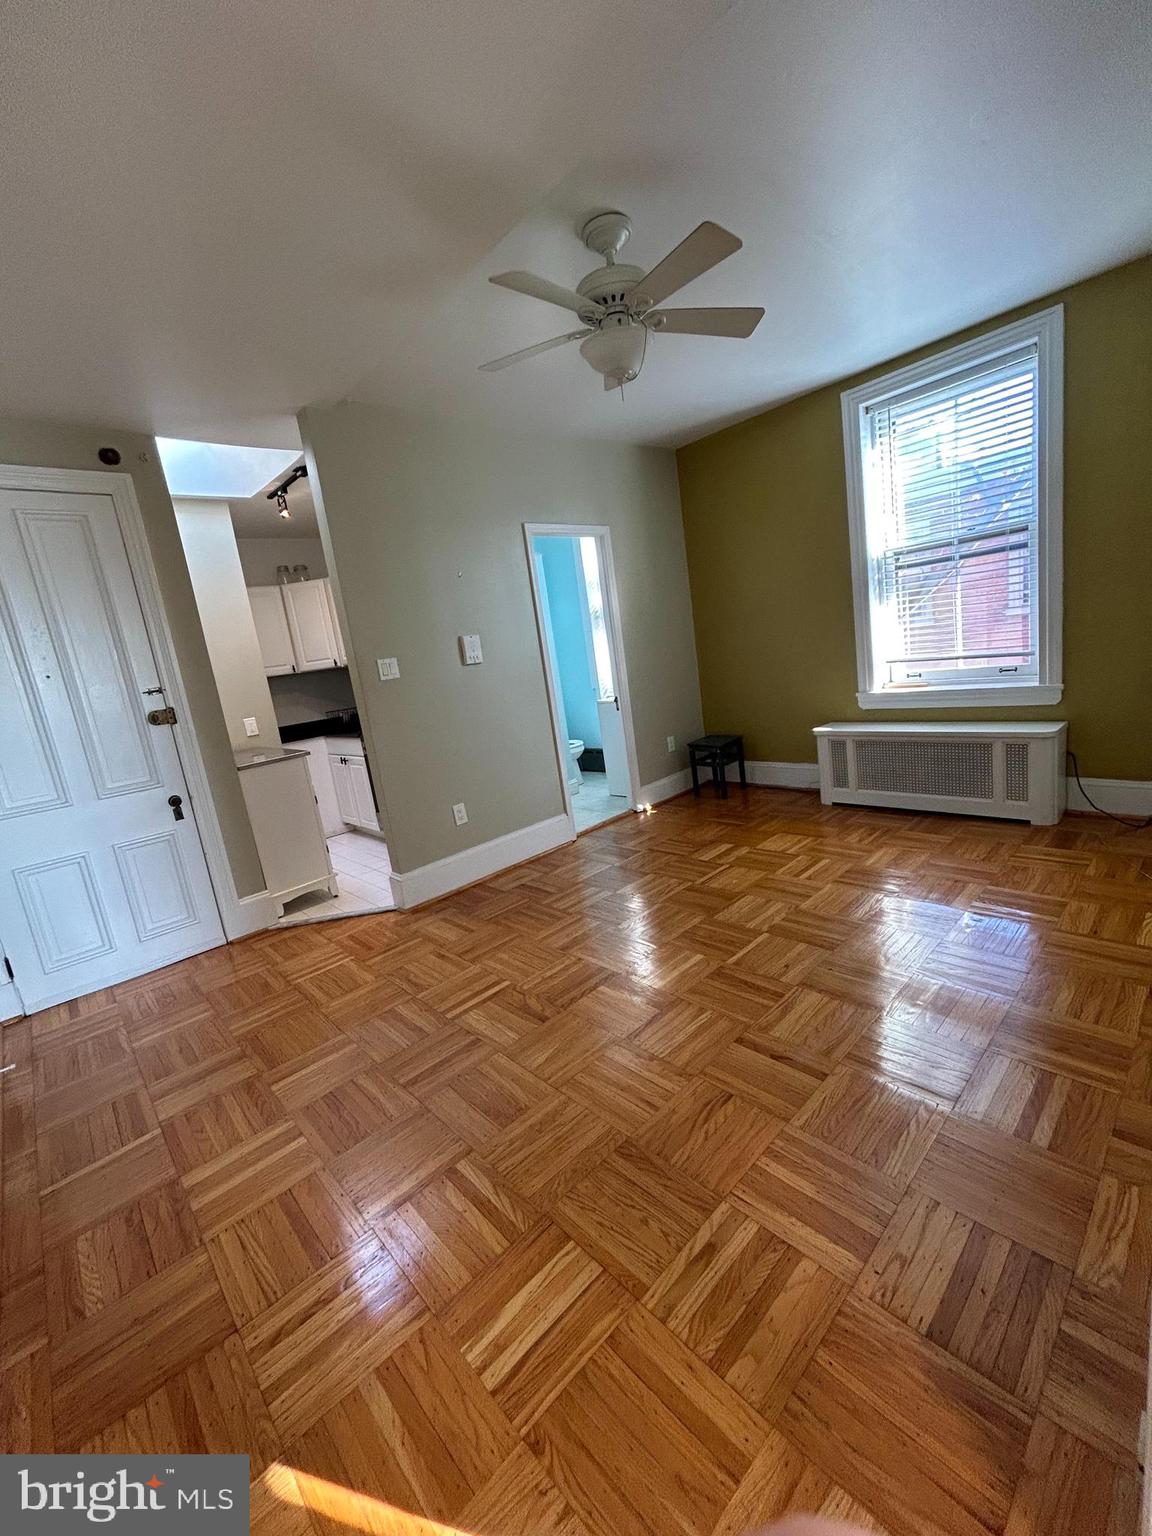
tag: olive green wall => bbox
[0,419,266,896]
[677,254,1152,780]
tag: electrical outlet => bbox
[452,802,468,826]
[243,717,259,738]
[666,735,676,753]
[459,634,483,665]
[377,657,400,680]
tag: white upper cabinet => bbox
[248,585,296,675]
[323,580,347,666]
[282,579,341,672]
[247,579,349,676]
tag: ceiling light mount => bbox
[579,210,632,265]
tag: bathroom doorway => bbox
[524,524,640,834]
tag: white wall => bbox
[236,536,327,586]
[174,500,281,751]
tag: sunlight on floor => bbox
[271,1464,469,1536]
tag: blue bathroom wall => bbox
[534,537,602,747]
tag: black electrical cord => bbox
[1067,749,1152,830]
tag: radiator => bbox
[813,722,1067,825]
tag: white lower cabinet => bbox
[328,747,378,831]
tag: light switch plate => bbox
[459,634,483,665]
[243,717,259,737]
[667,736,676,753]
[377,657,400,680]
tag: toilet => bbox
[568,739,584,792]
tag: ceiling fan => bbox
[480,211,764,390]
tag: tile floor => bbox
[571,770,629,833]
[280,830,395,925]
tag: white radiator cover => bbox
[813,722,1067,825]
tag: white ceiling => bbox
[4,1,1150,450]
[228,461,318,538]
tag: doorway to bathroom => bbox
[524,524,640,834]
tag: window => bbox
[841,308,1063,708]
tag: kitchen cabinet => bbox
[282,578,341,671]
[329,748,378,831]
[247,580,347,675]
[249,584,295,675]
[235,748,335,913]
[323,580,347,666]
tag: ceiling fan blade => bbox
[630,222,743,309]
[489,271,604,317]
[478,329,589,372]
[647,306,765,338]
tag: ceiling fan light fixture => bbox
[579,319,646,386]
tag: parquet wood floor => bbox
[2,787,1150,1535]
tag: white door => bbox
[283,580,340,671]
[597,698,631,797]
[0,487,226,1012]
[249,586,295,675]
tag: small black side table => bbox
[688,734,746,799]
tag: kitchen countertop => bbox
[234,746,310,770]
[279,713,361,743]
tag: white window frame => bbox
[841,306,1064,709]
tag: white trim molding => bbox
[522,522,644,820]
[389,813,573,910]
[841,306,1064,712]
[638,768,693,805]
[1065,777,1152,817]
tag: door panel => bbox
[16,508,162,796]
[0,487,225,1013]
[13,853,114,973]
[114,832,200,942]
[0,584,70,816]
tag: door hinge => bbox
[146,706,178,726]
[3,956,13,981]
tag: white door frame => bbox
[523,523,643,831]
[0,465,268,1006]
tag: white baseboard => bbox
[390,813,573,909]
[710,759,821,790]
[1066,776,1152,816]
[710,760,1151,818]
[639,768,693,805]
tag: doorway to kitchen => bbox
[524,524,640,834]
[161,437,395,924]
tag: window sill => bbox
[857,684,1063,710]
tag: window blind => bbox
[863,345,1039,687]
